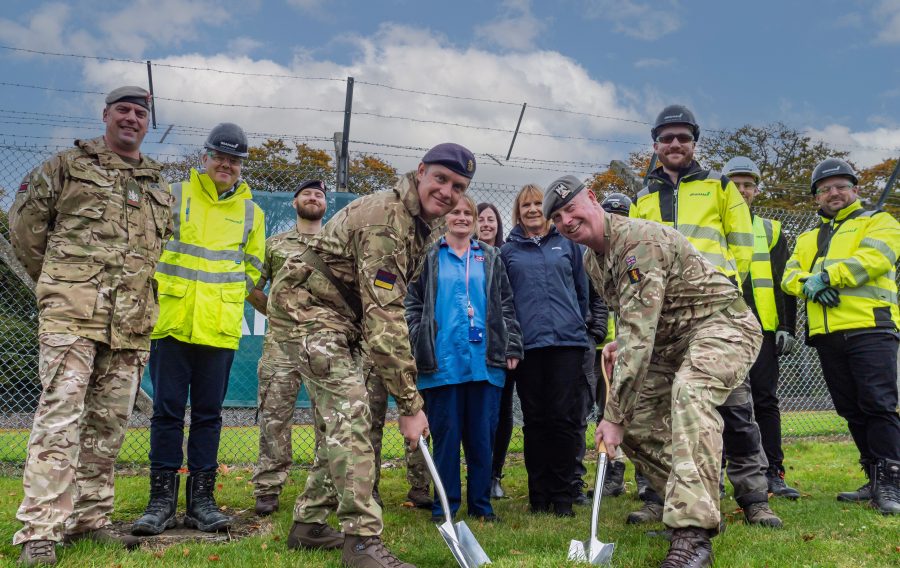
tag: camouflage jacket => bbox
[585,213,742,424]
[9,137,174,350]
[267,172,443,415]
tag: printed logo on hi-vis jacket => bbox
[374,269,398,290]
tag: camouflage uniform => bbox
[586,213,762,532]
[8,137,173,544]
[252,228,319,498]
[267,172,441,536]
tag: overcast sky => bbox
[1,0,899,190]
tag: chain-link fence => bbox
[0,142,857,470]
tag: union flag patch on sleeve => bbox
[374,269,398,290]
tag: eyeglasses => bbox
[655,133,695,144]
[733,181,758,190]
[816,183,854,195]
[206,151,243,166]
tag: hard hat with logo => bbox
[651,104,700,141]
[810,158,858,195]
[204,122,249,158]
[723,156,762,183]
[600,192,632,216]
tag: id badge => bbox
[468,326,484,343]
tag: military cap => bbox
[105,85,152,110]
[422,142,476,179]
[542,175,586,218]
[294,179,328,197]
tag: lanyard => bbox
[464,242,475,327]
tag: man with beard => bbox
[250,179,328,519]
[628,105,781,530]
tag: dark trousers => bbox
[573,345,598,491]
[515,346,589,507]
[814,331,900,461]
[491,374,515,478]
[422,381,501,518]
[748,331,784,471]
[149,336,235,472]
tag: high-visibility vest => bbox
[750,215,781,332]
[782,200,900,337]
[152,168,265,349]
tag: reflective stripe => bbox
[699,250,730,270]
[171,182,183,239]
[239,200,254,253]
[165,240,245,262]
[752,252,770,262]
[761,218,774,244]
[245,254,264,273]
[245,274,256,293]
[841,258,871,284]
[751,216,779,331]
[860,237,898,265]
[839,285,898,304]
[726,231,755,247]
[752,278,774,288]
[679,224,728,246]
[156,262,247,284]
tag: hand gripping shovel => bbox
[568,362,615,564]
[418,435,491,567]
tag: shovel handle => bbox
[418,435,455,526]
[596,361,612,455]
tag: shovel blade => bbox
[455,521,491,566]
[437,521,491,567]
[567,539,587,561]
[568,538,614,565]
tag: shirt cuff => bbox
[396,392,425,416]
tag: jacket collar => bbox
[646,160,705,188]
[507,224,559,243]
[819,199,862,223]
[190,167,251,202]
[77,137,158,170]
[396,171,445,233]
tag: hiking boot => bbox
[873,458,900,515]
[572,480,590,506]
[342,534,415,568]
[602,460,626,497]
[553,501,575,517]
[405,486,432,510]
[184,472,232,532]
[131,470,179,536]
[64,527,140,550]
[838,458,874,502]
[490,476,506,499]
[635,471,652,500]
[743,502,783,527]
[659,527,713,568]
[287,521,344,550]
[255,494,279,516]
[766,468,800,500]
[625,500,663,525]
[18,540,56,566]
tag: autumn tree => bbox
[348,154,398,196]
[243,140,334,193]
[586,150,653,199]
[858,157,900,215]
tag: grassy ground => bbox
[0,440,897,567]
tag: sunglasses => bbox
[655,133,695,144]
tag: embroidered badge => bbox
[625,255,637,268]
[126,187,142,207]
[553,183,571,199]
[467,159,475,173]
[474,254,485,262]
[18,182,28,193]
[374,269,398,290]
[627,267,643,284]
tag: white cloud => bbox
[0,3,99,55]
[583,0,681,40]
[77,23,646,186]
[475,0,545,51]
[806,124,900,168]
[228,36,264,56]
[874,0,900,43]
[634,57,673,69]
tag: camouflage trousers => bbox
[251,341,328,497]
[621,306,761,532]
[367,372,431,495]
[718,378,769,505]
[282,331,382,536]
[14,334,145,544]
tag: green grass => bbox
[0,440,897,567]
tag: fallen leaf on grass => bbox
[217,484,224,490]
[208,554,220,561]
[153,551,165,559]
[802,534,815,541]
[400,501,415,508]
[261,543,268,550]
[218,464,232,475]
[182,548,190,557]
[510,549,524,555]
[273,535,281,542]
[235,476,244,481]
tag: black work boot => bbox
[837,458,874,502]
[184,472,232,532]
[636,471,652,500]
[287,521,345,550]
[659,527,713,568]
[342,534,415,568]
[572,480,590,506]
[602,460,626,497]
[255,494,279,516]
[628,487,664,524]
[765,467,800,500]
[18,540,57,566]
[490,476,506,499]
[873,458,900,515]
[131,470,179,536]
[406,486,433,509]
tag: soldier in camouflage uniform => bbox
[544,176,762,568]
[266,143,475,568]
[249,179,329,517]
[8,86,173,566]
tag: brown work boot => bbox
[627,500,664,524]
[743,502,783,527]
[18,540,57,566]
[659,527,713,568]
[63,527,140,550]
[342,534,415,568]
[405,486,433,510]
[255,494,279,516]
[287,521,344,550]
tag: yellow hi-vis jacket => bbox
[632,161,753,284]
[782,200,900,338]
[749,215,782,332]
[152,168,265,349]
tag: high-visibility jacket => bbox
[152,168,265,349]
[782,200,900,337]
[632,161,753,284]
[749,216,781,332]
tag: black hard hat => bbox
[810,158,858,195]
[205,122,249,158]
[651,104,700,141]
[601,192,632,216]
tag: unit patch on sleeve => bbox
[374,269,398,290]
[627,267,643,284]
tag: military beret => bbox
[294,179,328,197]
[105,85,152,110]
[542,175,586,218]
[422,142,476,179]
